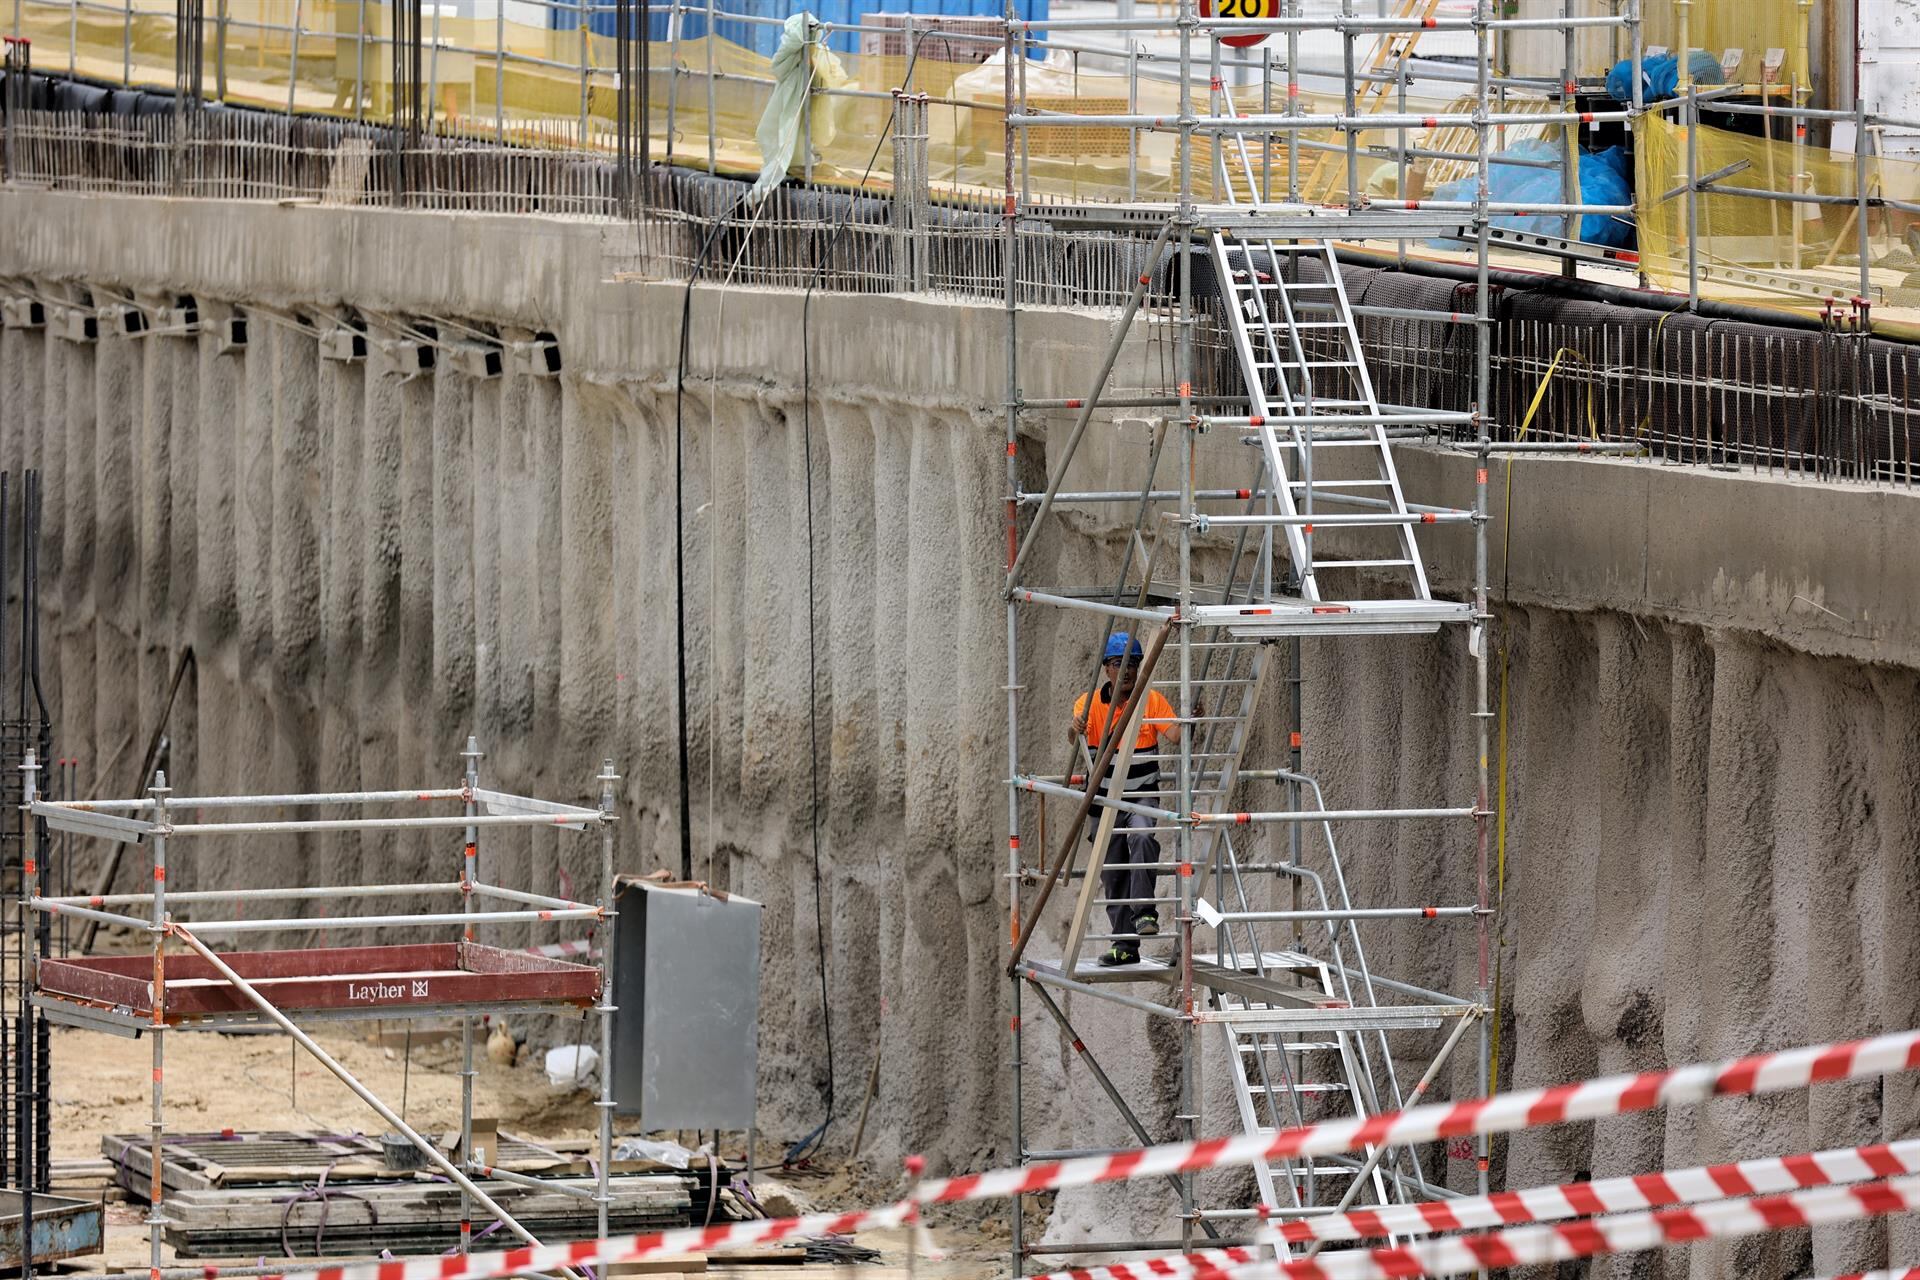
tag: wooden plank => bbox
[103,1132,575,1193]
[605,1257,708,1276]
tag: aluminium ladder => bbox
[1208,96,1439,609]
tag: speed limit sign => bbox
[1200,0,1275,47]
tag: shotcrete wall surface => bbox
[4,188,1920,1278]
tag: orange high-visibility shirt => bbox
[1075,686,1177,753]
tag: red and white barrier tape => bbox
[1046,1175,1920,1280]
[1800,1272,1920,1280]
[523,938,596,959]
[242,1028,1920,1280]
[244,1201,915,1280]
[915,1028,1920,1204]
[1270,1134,1920,1245]
[1032,1246,1261,1280]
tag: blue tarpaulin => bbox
[1604,50,1725,104]
[1429,140,1634,249]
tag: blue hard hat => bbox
[1103,632,1143,663]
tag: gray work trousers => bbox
[1099,808,1162,943]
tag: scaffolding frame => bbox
[23,737,623,1275]
[993,0,1640,1268]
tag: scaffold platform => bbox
[34,941,602,1031]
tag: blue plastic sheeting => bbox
[557,0,1046,55]
[1429,140,1634,249]
[1604,50,1724,103]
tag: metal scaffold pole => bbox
[1472,0,1496,1253]
[596,760,620,1244]
[1174,0,1198,1247]
[149,771,171,1280]
[1003,11,1024,1274]
[460,736,482,1257]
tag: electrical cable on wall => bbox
[671,28,926,1165]
[674,198,755,892]
[781,33,928,1167]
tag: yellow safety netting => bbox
[7,0,1792,204]
[37,0,1917,315]
[1635,111,1920,310]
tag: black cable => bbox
[669,31,927,1165]
[781,34,926,1165]
[674,193,754,890]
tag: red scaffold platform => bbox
[34,942,600,1032]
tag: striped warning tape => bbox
[239,1202,915,1280]
[1044,1175,1920,1280]
[1030,1245,1259,1280]
[522,938,596,959]
[1284,1173,1920,1279]
[1026,1136,1920,1280]
[245,1028,1920,1280]
[913,1028,1920,1204]
[1268,1134,1920,1245]
[1800,1271,1920,1280]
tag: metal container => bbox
[611,880,762,1131]
[380,1133,429,1171]
[0,1191,105,1268]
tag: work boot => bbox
[1097,944,1140,967]
[1134,913,1159,937]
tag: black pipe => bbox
[1332,244,1830,333]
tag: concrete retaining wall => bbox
[3,188,1919,1278]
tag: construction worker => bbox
[1071,632,1189,967]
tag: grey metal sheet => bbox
[32,802,154,844]
[612,882,761,1130]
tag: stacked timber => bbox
[156,1175,702,1257]
[104,1132,754,1259]
[101,1131,573,1194]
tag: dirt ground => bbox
[46,1023,1014,1278]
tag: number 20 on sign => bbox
[1202,0,1275,47]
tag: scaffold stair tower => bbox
[1007,86,1486,1268]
